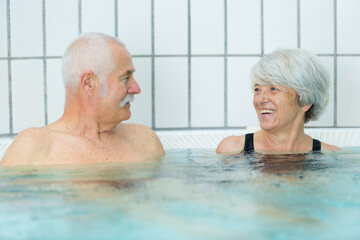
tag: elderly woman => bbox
[217,48,339,154]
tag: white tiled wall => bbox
[10,0,43,57]
[1,0,359,135]
[227,0,261,54]
[0,61,9,134]
[338,0,360,53]
[191,57,224,127]
[82,0,115,36]
[300,0,334,54]
[191,0,224,55]
[11,60,45,132]
[46,59,65,124]
[154,58,188,128]
[264,0,298,53]
[227,57,259,127]
[155,0,188,55]
[117,0,151,55]
[337,57,360,126]
[46,0,78,56]
[0,0,7,58]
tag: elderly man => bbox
[1,32,164,166]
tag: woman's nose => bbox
[259,90,270,103]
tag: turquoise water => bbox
[1,148,360,240]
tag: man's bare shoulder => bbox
[116,123,165,156]
[1,127,50,166]
[216,135,245,154]
[118,123,152,131]
[117,123,155,137]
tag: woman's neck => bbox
[255,125,313,153]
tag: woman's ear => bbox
[80,70,97,95]
[301,103,312,112]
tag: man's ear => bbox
[301,104,312,112]
[80,70,97,95]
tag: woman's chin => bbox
[259,123,276,132]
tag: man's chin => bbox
[123,112,131,121]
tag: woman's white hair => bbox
[62,32,124,97]
[250,48,330,123]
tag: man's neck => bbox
[55,100,119,142]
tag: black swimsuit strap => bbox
[244,133,321,152]
[244,133,255,152]
[312,139,321,151]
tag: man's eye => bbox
[254,88,260,92]
[121,77,129,84]
[270,87,278,91]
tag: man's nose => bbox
[128,78,141,94]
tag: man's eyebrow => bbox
[120,70,134,77]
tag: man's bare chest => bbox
[43,137,147,164]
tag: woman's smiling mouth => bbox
[260,109,276,114]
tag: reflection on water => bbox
[247,152,327,174]
[1,149,360,240]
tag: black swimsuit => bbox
[244,133,321,152]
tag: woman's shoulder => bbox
[321,142,341,151]
[216,135,246,154]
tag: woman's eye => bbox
[270,87,278,91]
[254,88,260,92]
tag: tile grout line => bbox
[187,0,192,129]
[224,0,228,128]
[260,0,264,56]
[7,0,13,134]
[78,0,82,34]
[114,0,118,38]
[42,0,48,125]
[3,53,360,61]
[151,0,155,129]
[297,0,301,48]
[333,0,337,127]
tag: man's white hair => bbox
[62,32,125,97]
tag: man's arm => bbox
[146,127,165,157]
[124,124,165,157]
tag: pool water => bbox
[1,148,360,240]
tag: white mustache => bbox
[120,94,134,107]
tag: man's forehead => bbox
[110,42,128,54]
[110,44,135,73]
